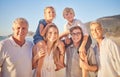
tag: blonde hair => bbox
[63,7,75,18]
[90,21,102,28]
[44,23,60,65]
[12,17,29,28]
[44,6,56,14]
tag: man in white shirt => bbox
[0,18,33,77]
[90,21,120,77]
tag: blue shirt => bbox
[33,19,47,44]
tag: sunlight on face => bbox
[64,12,74,22]
[71,29,82,43]
[46,27,58,42]
[44,8,56,21]
[90,23,103,39]
[12,23,28,40]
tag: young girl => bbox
[32,24,65,77]
[60,7,92,53]
[32,6,56,77]
[33,6,56,46]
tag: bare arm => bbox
[58,41,65,65]
[79,35,89,52]
[32,45,46,69]
[39,24,46,37]
[32,45,38,69]
[59,30,70,39]
[55,41,65,71]
[40,23,55,37]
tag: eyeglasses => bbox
[71,32,81,36]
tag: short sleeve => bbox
[87,47,97,65]
[76,19,88,35]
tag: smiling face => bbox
[90,22,103,40]
[63,8,75,22]
[71,28,82,44]
[44,7,56,22]
[12,18,28,41]
[46,25,59,43]
[64,12,74,22]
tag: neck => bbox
[46,20,52,24]
[12,36,25,46]
[68,19,74,25]
[96,37,104,47]
[73,42,80,48]
[47,41,54,51]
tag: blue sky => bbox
[0,0,120,36]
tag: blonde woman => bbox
[32,24,65,77]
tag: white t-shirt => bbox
[94,38,120,77]
[64,19,88,35]
[0,37,33,77]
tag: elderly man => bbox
[0,18,33,77]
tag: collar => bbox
[9,36,28,47]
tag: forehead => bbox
[13,23,28,28]
[64,10,73,14]
[90,23,101,29]
[45,8,54,12]
[72,28,81,32]
[48,27,58,32]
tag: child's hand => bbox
[65,37,71,45]
[46,23,55,27]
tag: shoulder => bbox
[26,40,34,47]
[0,37,11,52]
[74,19,82,23]
[103,37,116,45]
[0,37,11,46]
[39,19,46,23]
[39,19,45,22]
[39,19,47,26]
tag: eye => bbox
[65,13,68,16]
[48,32,52,35]
[54,32,57,35]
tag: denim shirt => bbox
[33,19,47,44]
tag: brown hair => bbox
[70,26,84,44]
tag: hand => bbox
[57,40,65,54]
[79,57,88,70]
[46,23,55,27]
[79,50,87,62]
[65,37,71,45]
[36,47,46,58]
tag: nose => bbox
[19,28,24,33]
